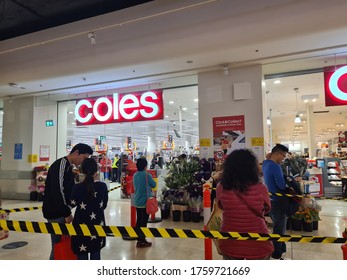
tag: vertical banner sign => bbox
[39,145,50,161]
[324,64,347,106]
[212,115,245,160]
[14,143,23,160]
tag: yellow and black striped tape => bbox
[0,206,42,214]
[0,186,345,215]
[0,219,346,244]
[0,185,122,214]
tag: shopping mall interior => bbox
[1,1,347,261]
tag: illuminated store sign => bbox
[324,65,347,106]
[75,90,163,125]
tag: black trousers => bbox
[136,207,149,243]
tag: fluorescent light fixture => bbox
[294,114,301,123]
[301,94,319,103]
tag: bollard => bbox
[203,179,213,260]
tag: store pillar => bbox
[306,104,316,158]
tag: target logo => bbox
[324,65,347,106]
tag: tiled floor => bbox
[0,184,346,260]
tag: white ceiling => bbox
[2,0,347,146]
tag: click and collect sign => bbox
[74,90,164,125]
[324,64,347,106]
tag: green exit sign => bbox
[99,136,106,140]
[45,120,54,127]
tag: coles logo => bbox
[324,65,347,106]
[75,90,163,125]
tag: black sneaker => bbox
[136,241,152,248]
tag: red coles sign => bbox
[75,90,164,125]
[324,65,347,106]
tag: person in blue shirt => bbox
[133,157,156,248]
[262,143,289,260]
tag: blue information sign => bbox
[14,143,23,160]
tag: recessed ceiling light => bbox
[193,113,197,116]
[273,80,281,84]
[165,115,169,118]
[194,98,198,102]
[169,101,174,104]
[68,111,74,114]
[182,107,187,111]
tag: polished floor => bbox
[0,184,346,260]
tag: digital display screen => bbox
[316,159,324,168]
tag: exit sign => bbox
[45,120,54,127]
[99,136,106,140]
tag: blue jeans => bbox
[77,251,101,260]
[269,200,287,259]
[47,217,65,260]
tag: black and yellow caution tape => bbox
[0,185,123,214]
[268,192,347,201]
[0,219,346,244]
[0,206,42,214]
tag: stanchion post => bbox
[203,179,213,260]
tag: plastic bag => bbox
[54,235,77,260]
[146,197,159,215]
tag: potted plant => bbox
[158,187,172,219]
[188,196,202,223]
[37,186,45,201]
[28,185,37,201]
[301,208,313,232]
[290,210,303,231]
[306,200,321,230]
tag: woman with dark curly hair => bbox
[216,149,273,260]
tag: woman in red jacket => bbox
[216,149,273,260]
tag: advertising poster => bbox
[39,145,50,161]
[212,115,245,160]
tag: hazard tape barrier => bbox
[0,185,122,215]
[211,187,347,201]
[0,206,41,214]
[0,219,346,244]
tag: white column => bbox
[147,126,156,157]
[306,104,316,158]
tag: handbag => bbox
[145,173,158,215]
[54,235,77,260]
[206,200,222,255]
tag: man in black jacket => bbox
[42,143,93,260]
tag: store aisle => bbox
[0,198,346,260]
